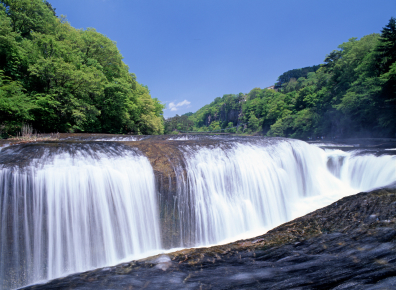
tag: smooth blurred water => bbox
[0,146,161,290]
[175,140,396,246]
[0,138,395,289]
[325,149,396,191]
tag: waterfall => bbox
[0,144,161,290]
[325,149,396,191]
[175,140,342,246]
[174,140,395,246]
[0,138,395,289]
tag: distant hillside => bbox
[275,65,321,89]
[165,18,396,138]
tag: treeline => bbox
[164,113,194,134]
[275,65,321,88]
[167,18,395,138]
[0,0,164,136]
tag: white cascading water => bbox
[0,146,161,290]
[0,138,395,290]
[94,136,142,141]
[175,139,396,246]
[325,149,396,191]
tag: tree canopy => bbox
[0,0,164,135]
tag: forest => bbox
[1,1,394,138]
[0,0,164,136]
[166,18,396,138]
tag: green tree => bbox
[208,121,221,132]
[248,114,259,132]
[0,71,36,133]
[376,17,396,74]
[225,122,236,133]
[1,0,56,38]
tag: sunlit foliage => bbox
[0,0,164,135]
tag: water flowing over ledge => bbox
[173,140,395,247]
[0,137,395,289]
[0,143,161,290]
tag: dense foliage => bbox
[169,18,395,138]
[275,65,321,89]
[164,113,194,134]
[0,0,164,135]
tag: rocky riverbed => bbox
[20,187,396,290]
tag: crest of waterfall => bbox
[0,144,161,290]
[94,136,141,141]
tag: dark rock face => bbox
[21,188,396,290]
[203,104,242,127]
[219,104,240,125]
[125,139,187,248]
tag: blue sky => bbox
[49,0,395,118]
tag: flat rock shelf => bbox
[20,187,396,290]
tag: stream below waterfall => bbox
[0,136,395,290]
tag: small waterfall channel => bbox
[0,137,395,289]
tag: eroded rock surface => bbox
[21,188,396,290]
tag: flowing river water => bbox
[0,136,395,289]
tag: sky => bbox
[49,0,395,118]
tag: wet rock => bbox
[21,188,396,290]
